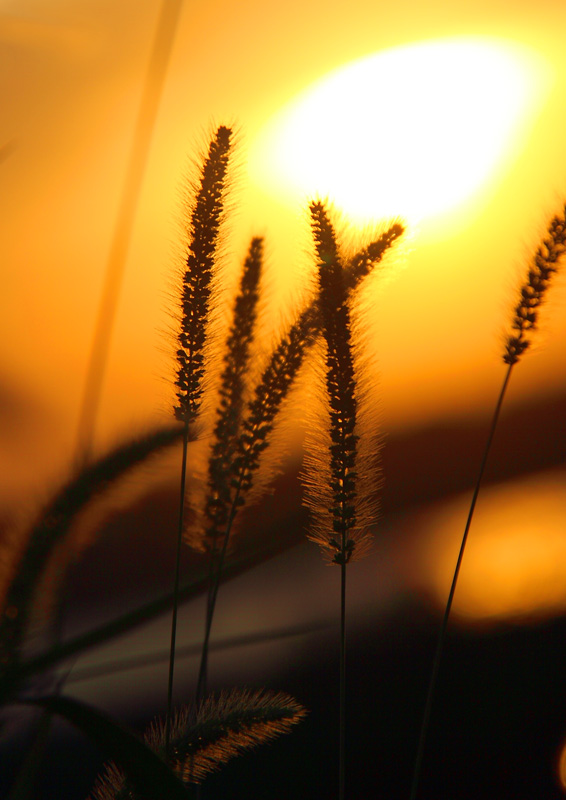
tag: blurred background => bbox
[1,0,566,797]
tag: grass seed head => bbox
[504,202,566,365]
[308,200,360,565]
[202,237,263,551]
[175,125,233,423]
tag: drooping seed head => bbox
[89,689,306,797]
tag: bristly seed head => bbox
[504,203,566,365]
[309,200,360,565]
[226,221,403,516]
[89,689,306,797]
[203,237,263,551]
[232,303,319,501]
[344,222,405,290]
[175,125,232,423]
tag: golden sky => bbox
[1,0,566,620]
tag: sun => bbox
[249,38,550,226]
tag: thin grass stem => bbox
[195,499,240,705]
[409,363,513,800]
[339,560,346,800]
[166,421,190,752]
[309,200,361,800]
[411,202,565,799]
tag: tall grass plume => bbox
[194,236,264,554]
[168,124,233,749]
[410,200,566,800]
[504,202,566,365]
[174,125,232,425]
[194,236,263,701]
[303,199,386,800]
[90,689,306,798]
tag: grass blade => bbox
[76,0,184,454]
[0,425,184,675]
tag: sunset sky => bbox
[1,0,565,617]
[1,0,566,633]
[1,2,566,798]
[2,0,565,438]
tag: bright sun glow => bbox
[250,39,550,225]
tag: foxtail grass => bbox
[202,236,264,552]
[90,689,306,799]
[410,201,566,800]
[168,124,233,750]
[191,220,404,706]
[225,221,404,512]
[174,125,232,425]
[195,236,263,702]
[304,200,383,800]
[224,221,404,517]
[185,203,402,795]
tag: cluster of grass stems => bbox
[0,124,564,800]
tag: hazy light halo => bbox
[250,38,551,225]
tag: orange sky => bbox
[1,1,566,620]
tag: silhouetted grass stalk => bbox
[166,421,190,752]
[409,201,566,800]
[168,125,232,750]
[196,236,263,702]
[339,560,346,800]
[196,506,239,705]
[90,689,306,798]
[194,227,403,706]
[408,365,512,800]
[309,200,364,800]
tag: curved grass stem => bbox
[409,362,513,800]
